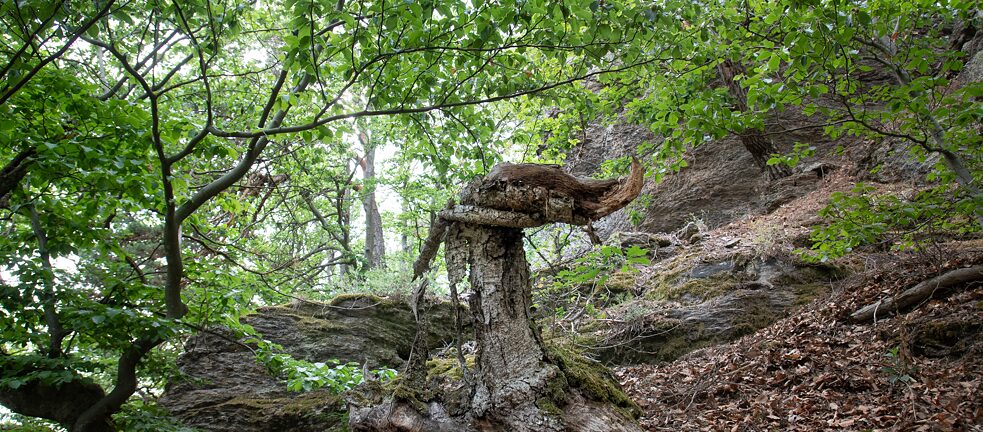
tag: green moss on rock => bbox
[791,283,829,306]
[426,355,475,381]
[602,271,637,293]
[216,392,348,431]
[329,293,388,307]
[647,272,739,302]
[545,343,642,419]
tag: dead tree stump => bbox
[348,158,645,432]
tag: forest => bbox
[0,0,981,431]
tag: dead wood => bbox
[412,201,455,280]
[439,204,551,228]
[590,157,644,219]
[459,156,644,224]
[352,158,646,432]
[850,265,983,323]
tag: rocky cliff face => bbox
[159,295,463,431]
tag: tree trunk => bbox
[717,59,791,180]
[851,265,983,322]
[0,372,111,432]
[336,179,352,277]
[348,161,645,432]
[463,225,561,429]
[360,131,386,269]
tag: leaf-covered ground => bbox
[616,248,983,431]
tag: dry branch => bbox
[850,265,983,323]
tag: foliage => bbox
[0,413,61,432]
[554,245,651,289]
[882,346,916,386]
[767,143,816,169]
[0,0,980,428]
[535,245,649,322]
[803,184,979,262]
[115,401,202,432]
[248,336,396,394]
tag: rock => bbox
[799,162,837,178]
[677,222,701,241]
[160,295,465,432]
[604,232,677,252]
[586,255,844,365]
[957,50,983,86]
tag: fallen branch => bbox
[850,265,983,323]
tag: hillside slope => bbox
[617,246,982,431]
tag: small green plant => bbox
[553,245,650,289]
[628,194,653,226]
[767,142,816,169]
[882,346,916,385]
[802,184,979,262]
[116,401,202,432]
[533,245,650,324]
[250,337,397,393]
[231,320,396,394]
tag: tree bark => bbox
[0,147,35,206]
[717,59,792,180]
[0,377,112,432]
[360,131,386,269]
[349,161,644,432]
[336,178,353,277]
[462,225,564,430]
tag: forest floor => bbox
[611,172,983,431]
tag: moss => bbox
[647,273,738,302]
[425,355,475,381]
[535,397,564,416]
[329,293,387,307]
[545,343,642,419]
[218,392,347,427]
[602,271,637,293]
[389,376,432,413]
[791,283,829,306]
[639,319,708,363]
[269,310,345,332]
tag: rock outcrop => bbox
[159,295,464,431]
[574,247,843,366]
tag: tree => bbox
[0,0,668,429]
[359,130,386,269]
[350,159,645,431]
[715,59,792,180]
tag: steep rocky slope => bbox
[617,247,983,430]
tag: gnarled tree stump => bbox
[348,158,645,432]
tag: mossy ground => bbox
[545,342,643,419]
